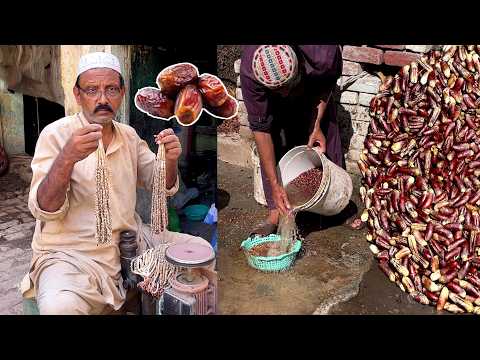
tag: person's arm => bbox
[299,45,342,151]
[254,131,291,215]
[29,124,103,220]
[240,46,292,215]
[240,45,290,214]
[36,151,75,212]
[307,89,333,151]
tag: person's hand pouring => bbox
[272,182,294,217]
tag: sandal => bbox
[249,220,278,238]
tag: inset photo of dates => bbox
[135,62,238,126]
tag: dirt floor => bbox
[0,170,34,315]
[218,160,450,315]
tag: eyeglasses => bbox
[77,85,122,99]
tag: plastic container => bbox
[184,204,210,221]
[278,146,353,216]
[241,234,302,272]
[203,204,217,224]
[203,204,218,252]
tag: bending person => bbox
[241,45,348,236]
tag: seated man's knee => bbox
[38,291,88,315]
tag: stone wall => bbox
[233,58,253,141]
[233,45,439,174]
[0,92,24,155]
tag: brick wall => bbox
[233,45,440,174]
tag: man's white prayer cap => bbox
[77,52,122,77]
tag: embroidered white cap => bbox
[77,52,122,77]
[252,45,298,89]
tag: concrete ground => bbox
[328,262,449,315]
[0,171,34,315]
[217,160,445,315]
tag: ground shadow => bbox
[217,188,231,211]
[334,84,355,160]
[0,143,9,177]
[296,200,358,238]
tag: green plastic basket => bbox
[241,234,302,272]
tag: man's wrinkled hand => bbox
[154,128,182,161]
[63,124,103,163]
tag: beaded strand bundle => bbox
[150,143,168,234]
[130,142,178,298]
[95,137,112,245]
[130,246,179,298]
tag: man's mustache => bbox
[94,105,113,113]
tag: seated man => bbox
[21,52,212,315]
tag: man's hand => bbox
[154,128,182,161]
[308,91,331,153]
[62,124,103,163]
[307,127,326,153]
[272,182,291,216]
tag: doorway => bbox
[23,95,65,156]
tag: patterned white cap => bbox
[252,45,298,89]
[77,52,122,77]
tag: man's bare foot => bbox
[250,210,280,237]
[347,217,365,230]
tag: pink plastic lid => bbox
[165,243,215,266]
